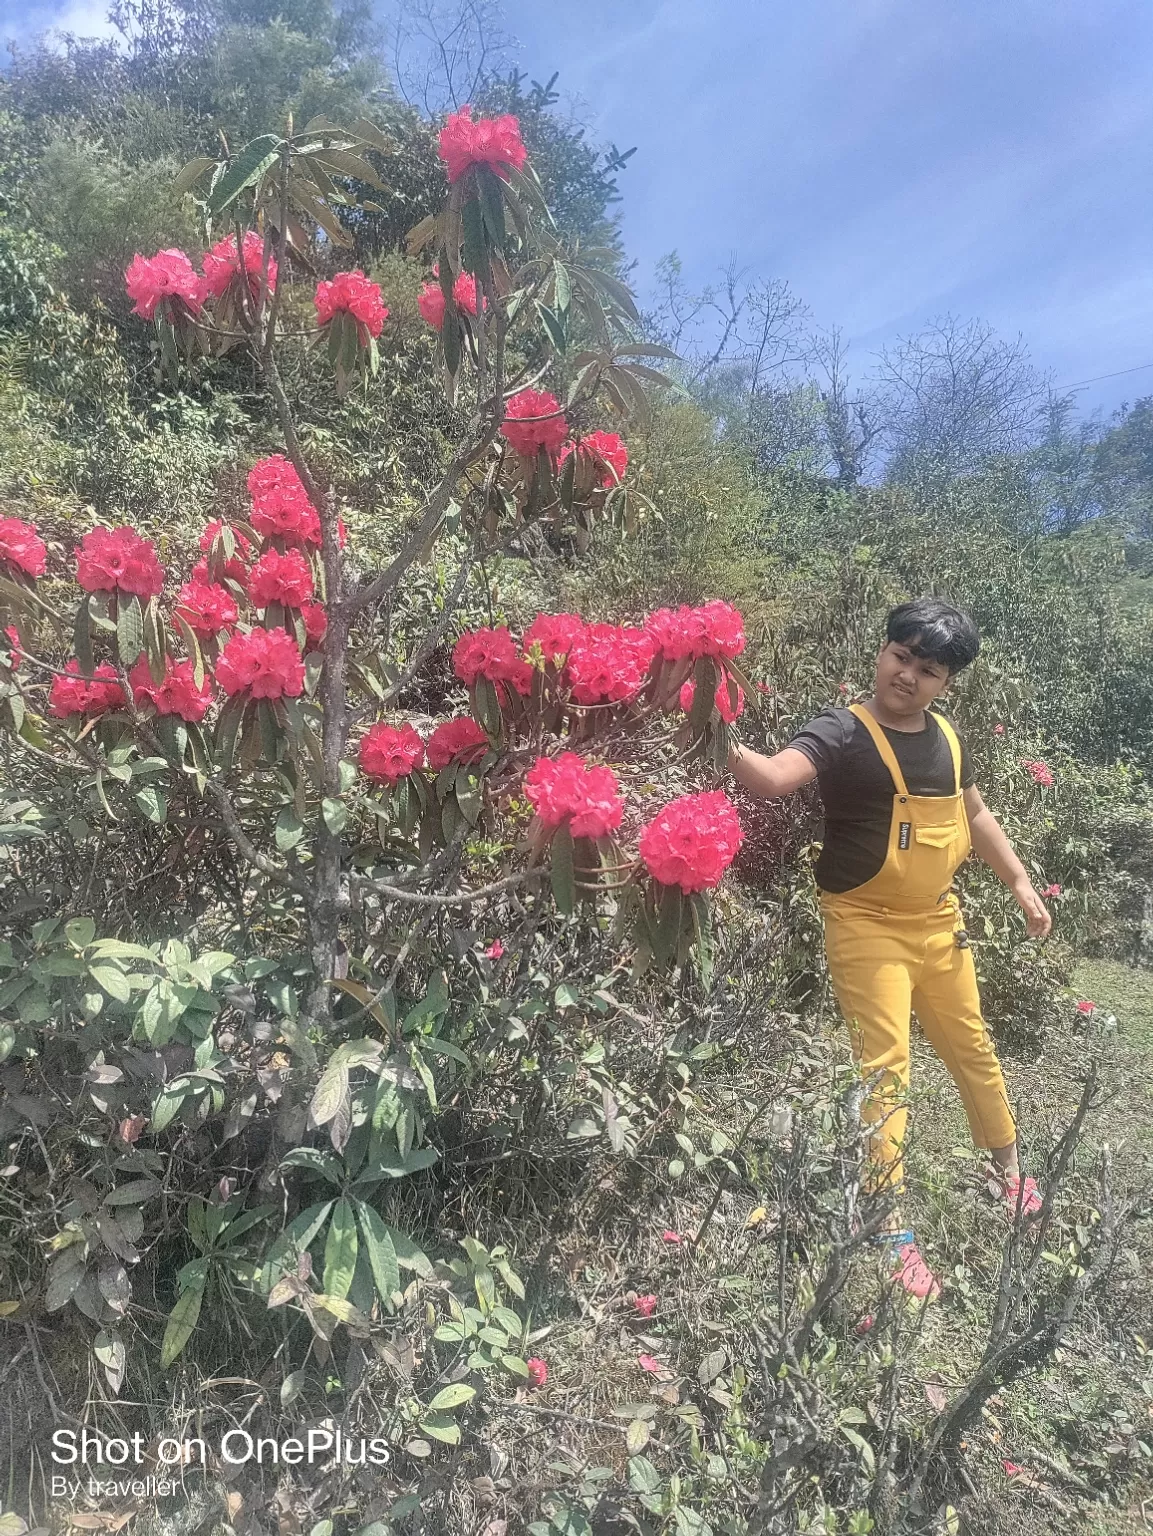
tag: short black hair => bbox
[885,598,979,675]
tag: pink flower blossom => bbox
[201,231,277,300]
[524,752,625,839]
[129,657,212,722]
[246,548,314,610]
[49,661,126,719]
[176,580,239,638]
[417,269,481,328]
[1076,1000,1096,1015]
[124,249,204,321]
[501,388,567,458]
[640,791,743,893]
[438,105,528,184]
[523,612,587,665]
[634,1294,658,1318]
[525,1356,548,1388]
[1041,883,1062,898]
[1022,758,1054,788]
[0,517,47,578]
[637,1354,663,1374]
[215,628,304,700]
[566,624,654,705]
[75,526,164,599]
[558,430,629,488]
[993,723,1005,736]
[484,939,505,960]
[427,716,489,771]
[314,270,388,340]
[453,626,522,687]
[645,601,746,662]
[661,1230,682,1245]
[359,722,425,785]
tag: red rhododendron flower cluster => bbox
[523,612,586,664]
[215,628,304,700]
[175,579,239,637]
[427,716,489,771]
[49,661,126,719]
[247,548,314,609]
[639,790,743,893]
[75,526,165,599]
[647,600,746,662]
[634,1294,658,1318]
[124,249,204,321]
[201,232,276,300]
[1041,882,1062,897]
[453,626,532,693]
[0,516,47,578]
[566,624,655,705]
[525,1356,548,1388]
[1022,758,1054,788]
[302,602,327,647]
[360,722,425,785]
[500,388,567,458]
[524,752,624,839]
[314,271,388,340]
[247,456,322,546]
[559,430,629,488]
[417,269,481,329]
[1076,999,1096,1015]
[129,657,212,722]
[438,105,528,184]
[680,674,745,722]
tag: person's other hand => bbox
[1013,877,1052,939]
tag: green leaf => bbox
[65,916,96,948]
[478,165,507,251]
[552,258,572,313]
[134,785,168,824]
[428,1382,476,1411]
[171,155,216,197]
[116,593,144,667]
[550,824,575,915]
[209,134,282,214]
[322,797,348,834]
[88,963,131,1003]
[73,594,93,674]
[276,808,304,850]
[417,1414,461,1445]
[355,1200,401,1310]
[280,1147,343,1185]
[654,883,684,967]
[535,300,568,355]
[322,1197,358,1299]
[461,192,488,280]
[160,1270,205,1368]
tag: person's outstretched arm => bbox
[728,741,818,800]
[963,784,1051,938]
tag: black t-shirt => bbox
[788,707,975,893]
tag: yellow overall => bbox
[820,703,1017,1192]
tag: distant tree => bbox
[873,314,1050,484]
[1094,395,1153,539]
[809,326,883,487]
[1027,392,1110,537]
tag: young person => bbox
[729,598,1052,1300]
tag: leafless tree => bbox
[873,314,1051,484]
[810,326,884,486]
[381,0,516,115]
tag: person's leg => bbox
[911,917,1034,1211]
[822,906,915,1203]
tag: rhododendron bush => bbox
[0,104,744,1055]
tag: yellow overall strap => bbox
[848,703,910,798]
[929,710,964,796]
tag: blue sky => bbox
[10,0,1153,419]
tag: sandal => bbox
[987,1168,1043,1219]
[872,1229,941,1301]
